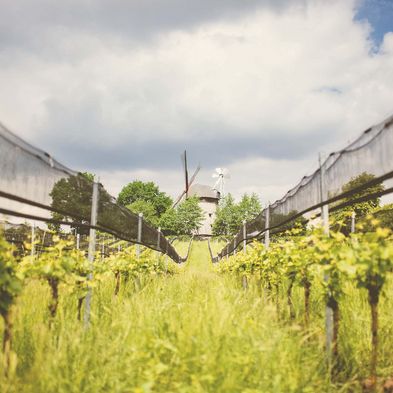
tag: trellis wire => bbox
[0,122,184,264]
[214,113,393,261]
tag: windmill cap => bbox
[188,184,220,199]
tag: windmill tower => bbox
[212,168,230,197]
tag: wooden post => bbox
[319,153,333,363]
[84,181,99,327]
[31,221,35,257]
[136,212,143,259]
[264,205,270,249]
[243,220,247,254]
[157,227,161,261]
[351,211,356,233]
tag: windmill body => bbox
[188,184,220,236]
[173,152,226,235]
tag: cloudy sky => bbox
[0,0,392,205]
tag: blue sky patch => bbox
[355,0,393,48]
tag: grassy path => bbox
[2,241,343,393]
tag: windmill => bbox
[212,168,230,197]
[172,150,201,208]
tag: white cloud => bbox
[0,0,392,204]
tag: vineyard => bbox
[215,222,393,391]
[1,101,393,392]
[1,232,393,392]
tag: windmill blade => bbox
[188,164,201,188]
[212,173,220,178]
[181,150,189,198]
[215,167,223,174]
[172,190,186,208]
[173,151,188,209]
[181,151,186,171]
[173,164,201,208]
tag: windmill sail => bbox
[173,155,201,208]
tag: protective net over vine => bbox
[217,113,393,259]
[0,123,184,263]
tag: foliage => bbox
[350,223,393,297]
[160,196,204,235]
[20,238,84,284]
[19,237,91,317]
[108,246,176,279]
[216,221,393,386]
[0,235,23,319]
[159,208,178,234]
[238,193,262,221]
[332,172,384,235]
[117,180,172,219]
[176,196,204,235]
[212,194,239,236]
[2,239,393,391]
[49,172,97,235]
[270,211,308,237]
[127,200,159,226]
[213,193,261,236]
[372,203,393,231]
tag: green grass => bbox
[208,238,227,255]
[171,238,193,259]
[1,241,392,392]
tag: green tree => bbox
[159,196,203,235]
[373,203,393,230]
[159,208,178,234]
[212,193,262,236]
[176,196,204,235]
[127,200,158,226]
[332,172,384,234]
[49,172,96,234]
[118,181,172,219]
[341,172,384,214]
[212,194,240,236]
[238,193,262,221]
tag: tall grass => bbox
[1,241,391,392]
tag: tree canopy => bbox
[49,172,96,234]
[127,200,158,227]
[159,196,204,235]
[117,181,172,220]
[332,172,384,234]
[212,193,261,236]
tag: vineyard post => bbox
[137,212,143,259]
[319,154,330,236]
[243,220,247,254]
[165,242,169,273]
[351,211,356,233]
[76,233,80,250]
[31,221,35,257]
[84,180,99,327]
[40,229,47,256]
[265,205,270,249]
[157,227,161,261]
[319,153,333,363]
